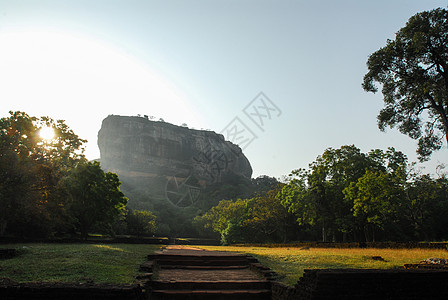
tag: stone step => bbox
[151,280,270,290]
[159,265,249,270]
[150,289,271,300]
[155,259,250,266]
[149,253,254,261]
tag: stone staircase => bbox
[141,246,272,299]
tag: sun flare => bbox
[39,127,55,140]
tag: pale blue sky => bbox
[0,0,447,178]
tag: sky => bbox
[0,0,447,179]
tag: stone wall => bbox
[271,269,448,300]
[0,282,145,300]
[2,268,448,299]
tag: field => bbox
[0,244,160,284]
[197,245,448,285]
[2,244,448,286]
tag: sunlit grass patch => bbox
[93,244,127,252]
[0,244,160,284]
[196,245,448,286]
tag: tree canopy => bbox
[363,8,448,160]
[279,145,412,242]
[0,111,130,239]
[63,160,128,239]
[0,111,86,237]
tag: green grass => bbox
[0,243,160,284]
[197,246,448,286]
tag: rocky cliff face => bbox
[98,115,253,187]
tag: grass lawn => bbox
[197,245,448,286]
[0,243,160,284]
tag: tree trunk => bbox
[322,221,326,242]
[0,219,7,237]
[364,225,370,243]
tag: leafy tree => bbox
[279,145,408,242]
[403,174,448,240]
[194,199,247,241]
[195,185,296,244]
[280,146,374,241]
[242,185,295,243]
[343,170,403,242]
[64,160,127,239]
[127,209,157,237]
[251,175,280,195]
[0,111,86,237]
[363,8,448,160]
[278,169,317,229]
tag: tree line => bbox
[0,111,156,239]
[195,145,448,244]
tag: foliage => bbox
[194,185,297,244]
[251,175,280,195]
[126,209,157,237]
[278,145,425,242]
[0,111,136,239]
[344,170,403,241]
[194,199,247,244]
[363,8,448,160]
[0,111,86,237]
[403,175,448,240]
[197,144,448,243]
[63,160,128,239]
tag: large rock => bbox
[98,115,252,187]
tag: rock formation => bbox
[98,115,252,188]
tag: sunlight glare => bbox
[0,30,203,159]
[39,126,55,140]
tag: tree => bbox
[127,209,157,237]
[193,199,247,239]
[279,145,408,242]
[64,160,128,239]
[278,169,317,229]
[344,170,403,242]
[242,185,295,243]
[363,8,448,160]
[251,175,280,195]
[402,174,448,240]
[0,111,86,237]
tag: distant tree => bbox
[181,123,188,127]
[402,174,448,240]
[243,186,295,242]
[278,169,317,230]
[127,209,157,237]
[64,160,127,239]
[343,170,403,242]
[279,145,408,242]
[363,8,448,160]
[251,175,280,195]
[193,199,247,244]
